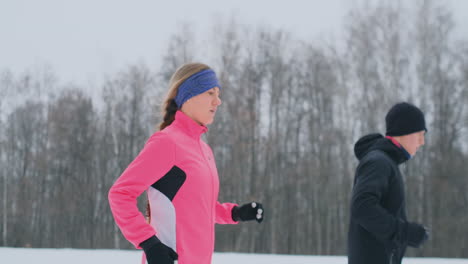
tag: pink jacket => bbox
[108,111,238,264]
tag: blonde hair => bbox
[158,62,211,131]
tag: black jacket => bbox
[348,134,426,264]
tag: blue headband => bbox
[175,69,221,108]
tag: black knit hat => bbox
[385,102,427,136]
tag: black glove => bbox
[232,202,264,223]
[140,236,178,264]
[406,222,429,248]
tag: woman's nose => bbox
[214,96,222,106]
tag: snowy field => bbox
[1,247,468,264]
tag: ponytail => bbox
[159,99,178,131]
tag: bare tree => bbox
[0,70,14,246]
[159,23,196,83]
[102,64,156,248]
[45,88,96,247]
[409,0,468,256]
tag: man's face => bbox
[399,131,426,156]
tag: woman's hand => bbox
[232,202,264,223]
[140,236,178,264]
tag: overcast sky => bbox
[1,0,467,86]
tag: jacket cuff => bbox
[231,206,241,222]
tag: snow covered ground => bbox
[1,247,467,264]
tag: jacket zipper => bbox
[198,138,215,241]
[389,249,396,264]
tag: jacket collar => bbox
[385,136,412,160]
[354,133,409,165]
[172,110,208,139]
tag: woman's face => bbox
[180,87,222,126]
